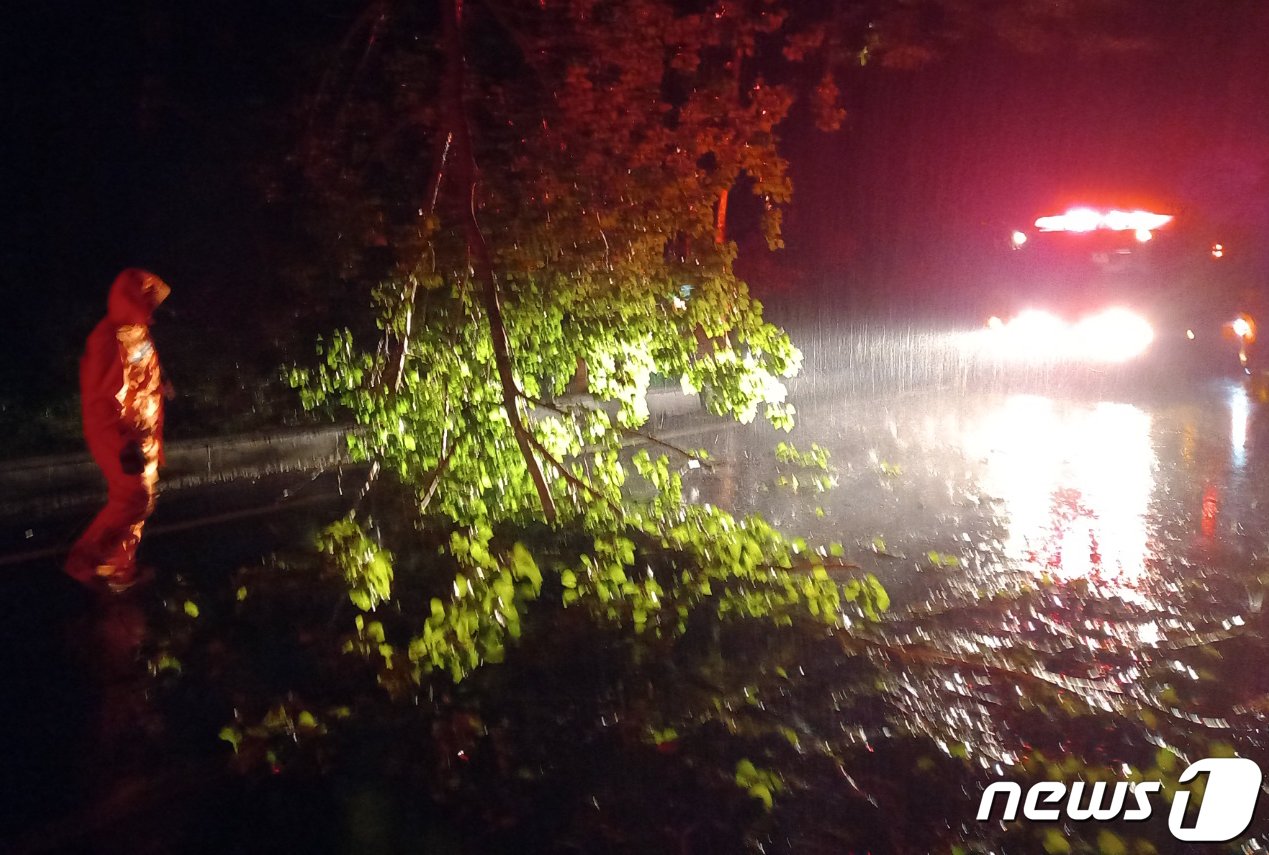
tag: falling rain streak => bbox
[686,319,1267,774]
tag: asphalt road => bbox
[682,369,1269,774]
[3,351,1267,850]
[5,366,1265,676]
[711,373,1267,608]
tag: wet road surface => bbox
[717,376,1266,609]
[688,374,1269,791]
[5,367,1269,851]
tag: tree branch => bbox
[418,442,457,515]
[521,392,713,469]
[383,121,451,393]
[352,460,381,514]
[519,428,624,519]
[772,557,861,573]
[442,0,558,522]
[424,132,452,218]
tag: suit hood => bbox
[107,268,170,325]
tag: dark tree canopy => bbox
[283,0,1166,682]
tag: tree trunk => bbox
[714,42,744,246]
[441,0,558,522]
[714,186,729,244]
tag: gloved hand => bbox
[119,440,145,476]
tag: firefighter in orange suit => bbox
[65,269,171,592]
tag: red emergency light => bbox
[1034,208,1174,234]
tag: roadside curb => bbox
[0,426,354,520]
[0,386,709,520]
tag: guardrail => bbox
[0,426,355,519]
[0,386,708,520]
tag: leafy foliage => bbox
[316,516,395,611]
[735,758,784,811]
[286,0,897,688]
[260,0,1183,847]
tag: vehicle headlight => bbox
[984,308,1154,363]
[1072,309,1154,362]
[1232,316,1254,341]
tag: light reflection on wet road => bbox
[960,395,1156,596]
[690,376,1269,770]
[704,378,1264,604]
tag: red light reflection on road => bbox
[963,396,1155,599]
[1200,484,1220,541]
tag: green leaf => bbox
[154,654,182,674]
[1041,829,1071,854]
[1096,830,1127,855]
[510,542,542,589]
[218,726,242,753]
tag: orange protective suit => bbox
[65,269,171,589]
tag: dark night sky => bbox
[1,1,1267,436]
[1,1,348,437]
[787,2,1269,289]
